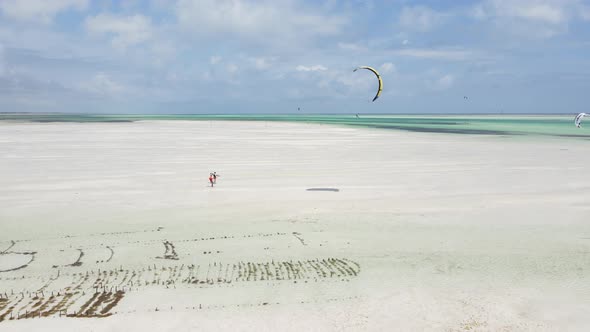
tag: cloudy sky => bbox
[1,0,589,114]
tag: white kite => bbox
[575,113,587,128]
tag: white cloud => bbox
[121,0,142,11]
[0,0,88,24]
[80,73,126,96]
[210,56,222,65]
[337,42,367,52]
[379,62,396,74]
[0,24,93,57]
[226,63,239,74]
[85,14,152,49]
[521,4,565,23]
[399,5,446,31]
[471,4,488,20]
[471,0,590,38]
[200,60,241,83]
[578,5,590,20]
[481,0,566,24]
[296,65,327,72]
[438,74,454,89]
[150,42,177,66]
[431,74,454,90]
[175,0,346,47]
[392,48,471,61]
[201,71,212,81]
[165,71,178,82]
[250,57,275,70]
[0,44,5,76]
[402,39,409,45]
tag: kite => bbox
[575,113,587,128]
[353,66,382,102]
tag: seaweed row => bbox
[0,290,125,321]
[1,257,359,296]
[0,257,360,323]
[0,271,124,322]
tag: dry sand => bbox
[1,120,590,331]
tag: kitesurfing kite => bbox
[353,66,382,102]
[575,113,587,128]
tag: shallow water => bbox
[2,114,589,139]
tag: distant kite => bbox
[353,66,382,102]
[575,113,587,128]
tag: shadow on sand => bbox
[306,188,340,192]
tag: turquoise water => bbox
[1,114,588,139]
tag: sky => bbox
[0,0,590,114]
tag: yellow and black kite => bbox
[353,66,383,102]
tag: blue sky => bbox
[1,0,589,114]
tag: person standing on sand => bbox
[213,172,219,184]
[209,173,214,187]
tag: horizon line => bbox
[0,112,579,116]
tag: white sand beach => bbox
[1,120,590,331]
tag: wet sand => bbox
[1,120,590,331]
